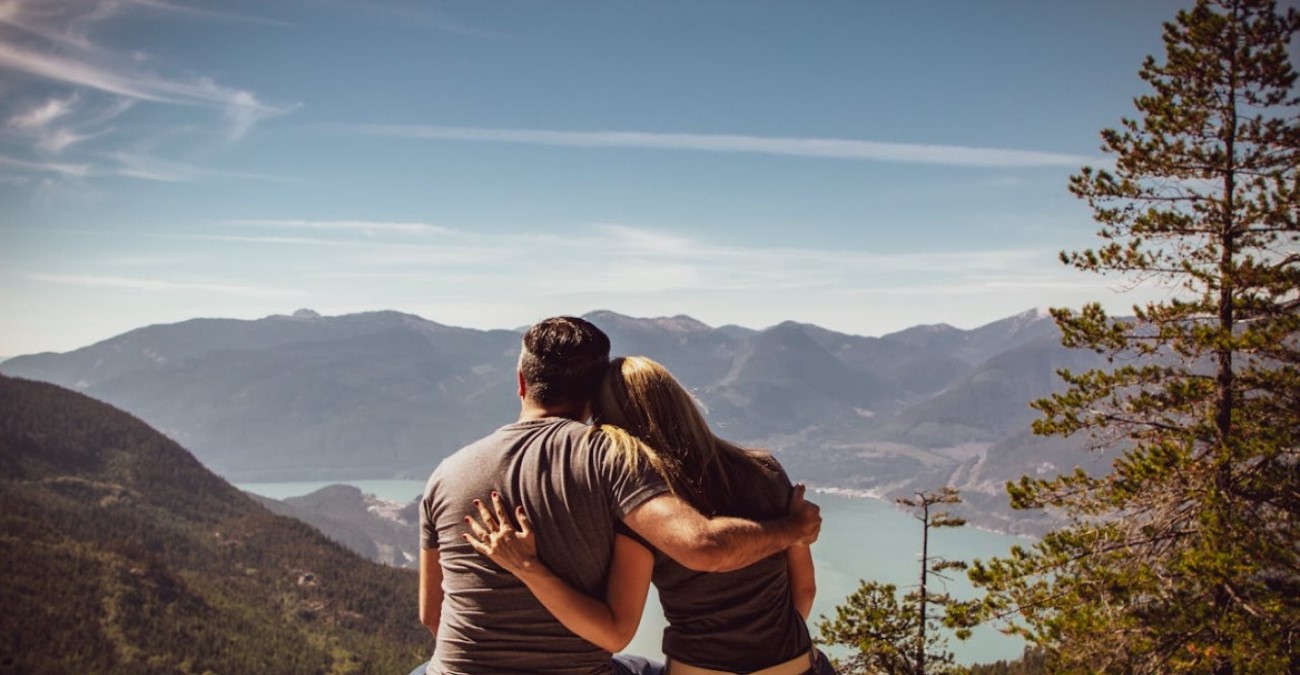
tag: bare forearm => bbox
[792,564,816,620]
[419,604,441,637]
[787,545,816,620]
[685,514,802,573]
[626,492,819,573]
[516,565,636,652]
[796,597,813,620]
[463,497,649,652]
[418,548,444,637]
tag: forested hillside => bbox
[0,375,428,674]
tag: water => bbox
[238,481,1027,665]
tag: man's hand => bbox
[788,484,821,545]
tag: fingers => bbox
[786,484,821,545]
[514,506,532,538]
[465,492,529,553]
[463,532,490,555]
[465,515,489,542]
[491,492,513,531]
[802,500,822,545]
[473,498,498,532]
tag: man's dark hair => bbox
[519,316,611,408]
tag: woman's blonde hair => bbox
[593,356,772,515]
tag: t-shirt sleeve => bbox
[746,451,795,517]
[595,434,670,519]
[419,474,441,549]
[769,457,795,510]
[615,519,654,551]
[759,455,795,512]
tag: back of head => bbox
[519,316,611,409]
[595,356,766,514]
[595,356,712,459]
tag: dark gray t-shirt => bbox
[624,453,812,671]
[420,417,669,675]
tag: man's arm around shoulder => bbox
[622,484,821,573]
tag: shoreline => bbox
[807,484,890,500]
[237,477,1039,539]
[807,484,1038,540]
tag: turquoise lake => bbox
[238,480,1028,666]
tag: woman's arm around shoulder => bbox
[465,492,654,652]
[786,544,816,620]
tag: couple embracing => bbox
[413,316,836,675]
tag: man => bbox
[417,316,821,675]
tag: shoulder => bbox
[519,416,603,448]
[429,434,488,479]
[426,427,510,493]
[542,419,611,464]
[725,449,793,514]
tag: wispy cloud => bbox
[182,233,504,266]
[107,153,293,183]
[7,93,78,129]
[594,223,696,254]
[0,0,295,191]
[227,219,455,236]
[0,152,90,176]
[38,126,107,154]
[186,219,1062,296]
[0,151,286,182]
[335,124,1097,168]
[843,278,1117,297]
[0,0,96,51]
[14,219,1144,344]
[191,234,363,247]
[314,0,495,38]
[30,273,304,299]
[0,0,288,50]
[0,41,294,137]
[6,95,104,154]
[125,0,293,28]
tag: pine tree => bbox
[967,1,1299,672]
[819,488,972,674]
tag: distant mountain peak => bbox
[652,314,712,333]
[1004,307,1055,329]
[583,309,631,322]
[291,308,321,320]
[584,310,711,333]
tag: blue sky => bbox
[0,0,1195,356]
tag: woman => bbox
[465,356,835,675]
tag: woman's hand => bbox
[465,492,654,653]
[463,491,540,577]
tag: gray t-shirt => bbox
[421,417,669,675]
[623,453,812,671]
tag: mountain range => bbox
[0,308,1124,533]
